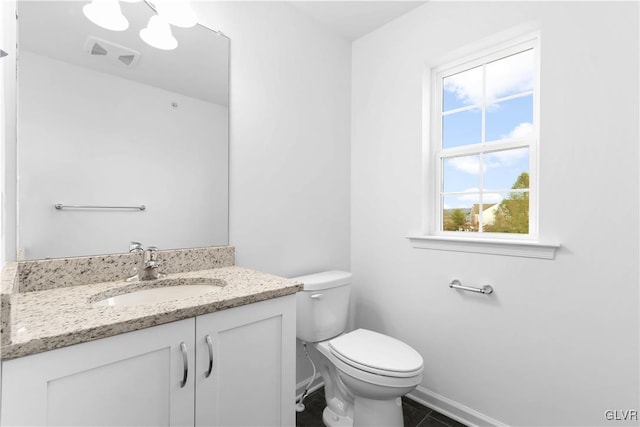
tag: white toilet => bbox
[295,271,423,427]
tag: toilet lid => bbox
[292,270,352,291]
[328,329,423,378]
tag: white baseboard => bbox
[406,385,507,427]
[296,375,324,401]
[295,377,506,427]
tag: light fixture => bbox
[154,1,197,28]
[82,0,200,50]
[139,15,178,50]
[82,0,129,32]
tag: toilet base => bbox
[322,406,353,427]
[321,396,404,427]
[353,396,403,426]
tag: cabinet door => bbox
[195,295,296,427]
[1,318,196,427]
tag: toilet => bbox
[295,271,423,427]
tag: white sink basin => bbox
[92,278,225,307]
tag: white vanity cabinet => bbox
[1,318,196,426]
[1,295,296,427]
[195,294,296,426]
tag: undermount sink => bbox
[92,278,226,307]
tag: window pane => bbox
[483,148,529,191]
[442,108,481,148]
[443,155,480,193]
[486,49,533,102]
[443,65,482,111]
[482,191,529,234]
[442,195,477,232]
[485,95,533,142]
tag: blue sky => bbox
[441,49,533,209]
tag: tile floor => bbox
[296,387,468,427]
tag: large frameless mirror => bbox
[16,1,229,260]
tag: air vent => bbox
[91,43,108,56]
[83,37,141,68]
[118,55,135,66]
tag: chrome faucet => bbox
[140,246,161,280]
[127,242,163,281]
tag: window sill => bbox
[407,235,559,259]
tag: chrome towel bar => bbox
[54,203,146,211]
[449,279,493,295]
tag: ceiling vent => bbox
[84,37,141,68]
[118,54,136,66]
[90,43,108,56]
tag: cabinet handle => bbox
[205,335,214,378]
[179,342,188,388]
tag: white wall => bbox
[194,2,351,278]
[17,52,228,259]
[351,2,638,426]
[192,3,351,385]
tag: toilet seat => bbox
[328,329,423,378]
[315,340,423,390]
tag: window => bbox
[433,37,539,238]
[410,33,558,259]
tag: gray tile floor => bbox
[296,387,468,427]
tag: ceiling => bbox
[289,1,426,41]
[16,1,424,104]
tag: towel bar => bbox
[54,203,146,211]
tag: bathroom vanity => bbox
[0,247,300,426]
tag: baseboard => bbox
[295,376,506,427]
[406,385,507,427]
[296,375,324,401]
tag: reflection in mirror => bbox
[16,1,229,260]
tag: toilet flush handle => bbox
[310,293,323,300]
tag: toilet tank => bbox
[294,271,352,343]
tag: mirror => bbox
[16,1,229,260]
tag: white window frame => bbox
[409,32,559,259]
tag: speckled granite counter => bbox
[1,247,302,360]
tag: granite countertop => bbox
[1,250,302,361]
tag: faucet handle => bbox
[129,241,144,253]
[144,246,160,265]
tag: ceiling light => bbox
[154,1,197,28]
[140,15,178,50]
[82,0,129,32]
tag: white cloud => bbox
[485,146,528,169]
[444,66,483,107]
[449,143,527,175]
[486,50,534,102]
[444,49,533,107]
[448,156,479,175]
[504,122,533,139]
